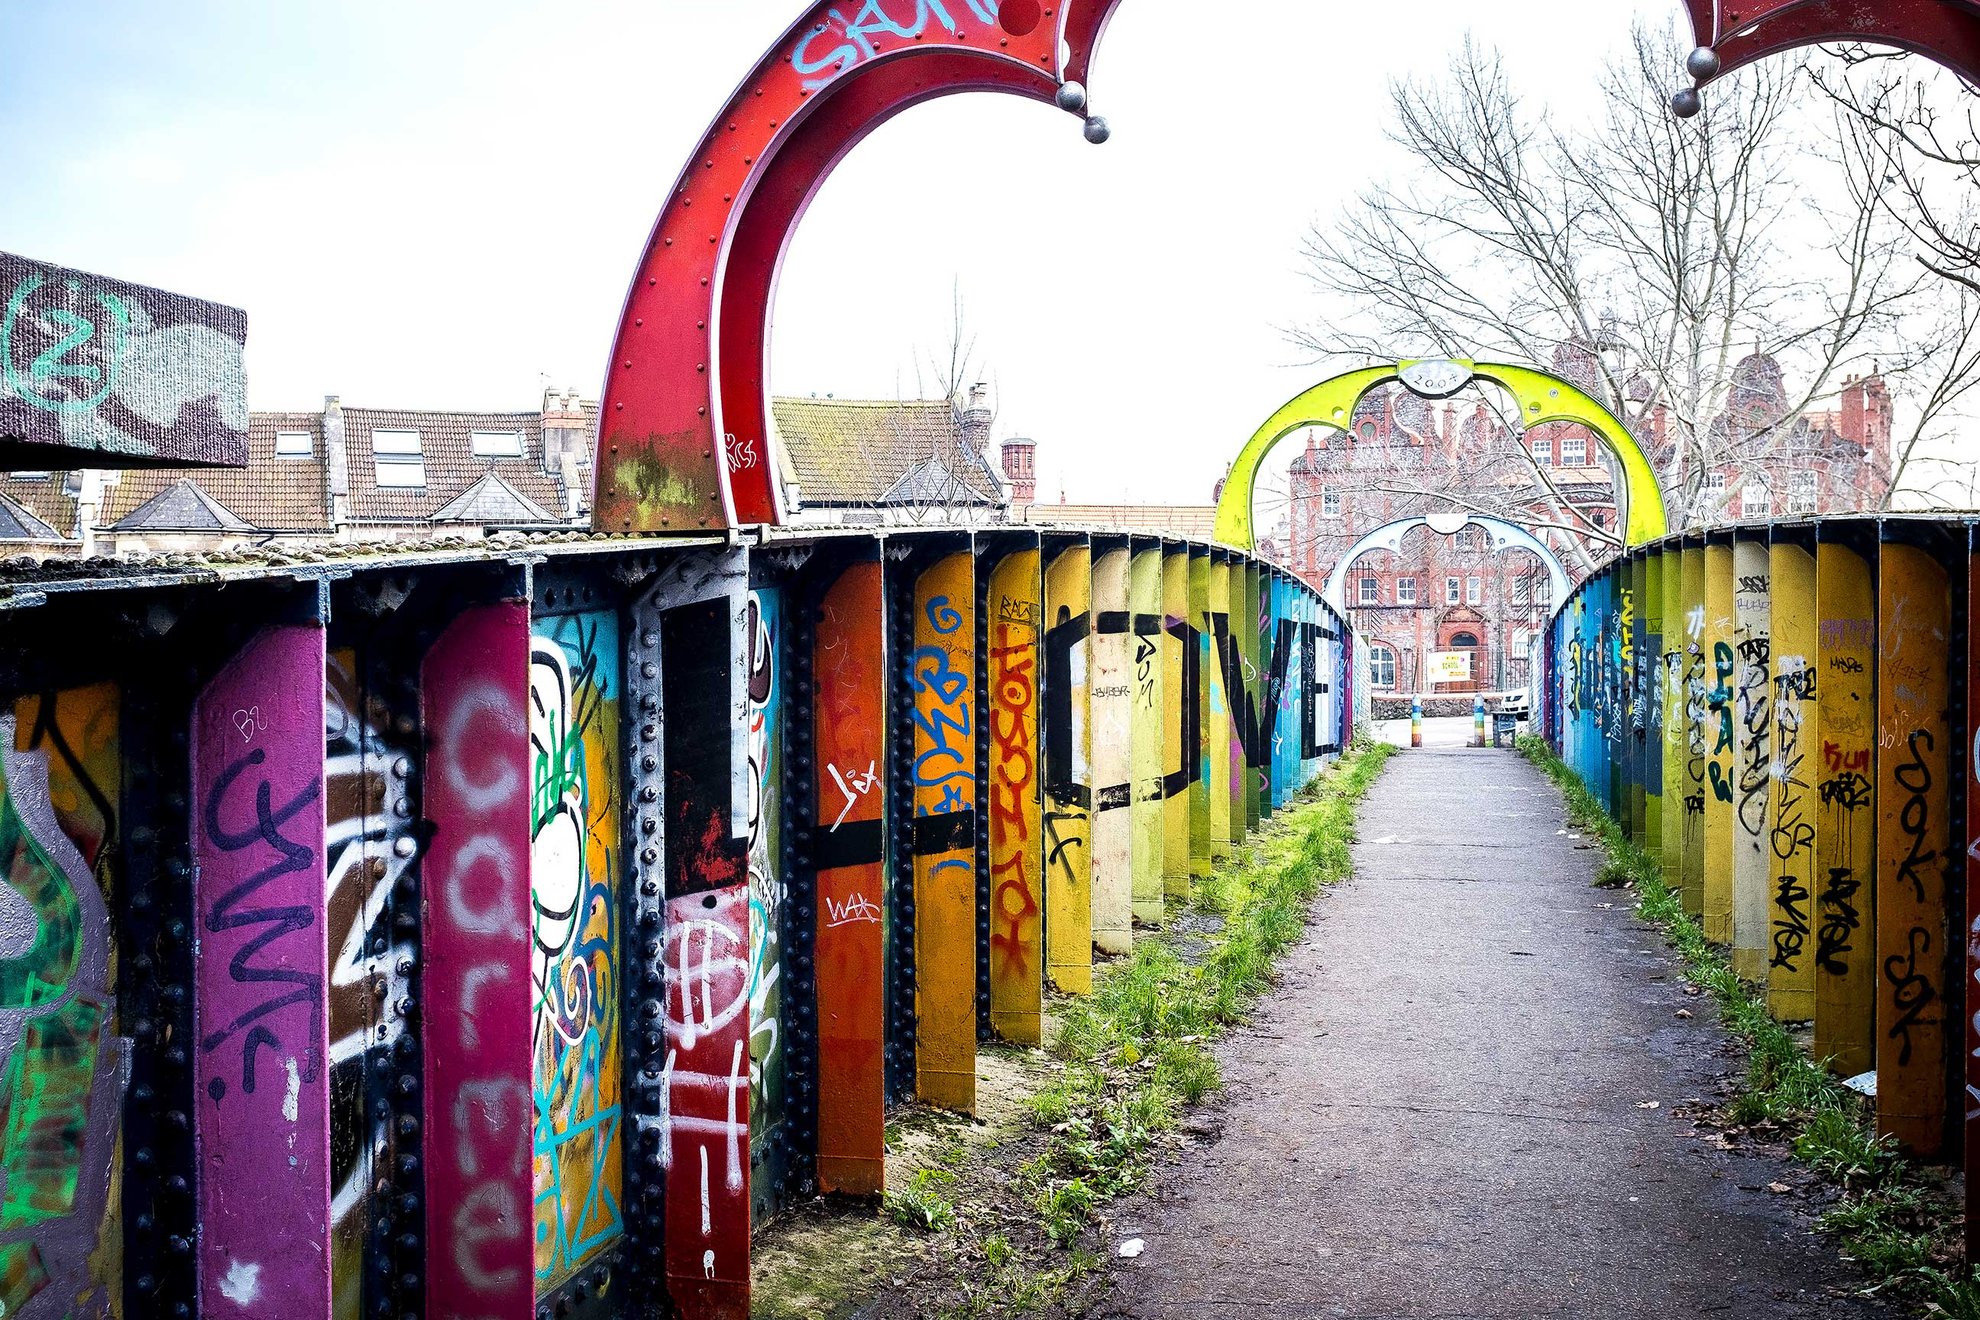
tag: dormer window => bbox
[471,429,524,459]
[373,429,426,488]
[275,430,313,458]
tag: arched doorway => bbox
[1436,615,1488,695]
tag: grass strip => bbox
[1516,734,1971,1314]
[916,740,1395,1317]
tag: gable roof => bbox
[771,397,1003,507]
[101,411,330,532]
[430,472,559,525]
[112,478,254,532]
[0,489,62,541]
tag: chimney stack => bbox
[959,382,994,454]
[1000,437,1036,505]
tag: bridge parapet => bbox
[0,522,1348,1320]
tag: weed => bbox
[885,1167,959,1232]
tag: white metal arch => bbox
[1320,512,1573,615]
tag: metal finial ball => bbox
[1083,115,1111,145]
[1055,81,1088,114]
[1670,87,1703,119]
[1686,46,1722,80]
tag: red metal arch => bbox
[1682,0,1980,85]
[594,1,1123,533]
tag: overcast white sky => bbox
[0,0,1678,506]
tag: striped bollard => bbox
[1410,695,1422,748]
[1473,693,1486,747]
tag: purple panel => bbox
[192,624,331,1318]
[421,603,536,1319]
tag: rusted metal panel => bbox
[910,552,977,1112]
[987,551,1043,1045]
[814,561,887,1196]
[0,250,247,469]
[1875,540,1952,1157]
[1815,538,1877,1075]
[421,603,535,1320]
[192,624,332,1320]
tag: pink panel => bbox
[421,604,535,1319]
[192,624,332,1318]
[662,884,752,1320]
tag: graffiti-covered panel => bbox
[1679,546,1707,917]
[910,553,976,1112]
[1730,541,1772,984]
[743,590,785,1220]
[421,604,534,1320]
[1089,549,1132,956]
[1159,550,1190,900]
[1207,559,1233,858]
[1703,543,1736,945]
[1815,541,1876,1075]
[1129,547,1163,926]
[1187,552,1212,879]
[987,552,1042,1045]
[528,611,624,1287]
[193,625,332,1320]
[1766,543,1816,1022]
[1043,547,1093,994]
[1,688,128,1320]
[814,562,886,1196]
[1875,542,1950,1157]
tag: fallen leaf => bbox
[1768,1181,1791,1194]
[1636,1100,1661,1109]
[1675,1008,1694,1019]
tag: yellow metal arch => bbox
[1212,359,1668,551]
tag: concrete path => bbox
[1096,747,1873,1320]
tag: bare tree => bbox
[1814,50,1980,508]
[1295,24,1948,543]
[866,284,1006,526]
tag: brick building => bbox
[1279,354,1895,696]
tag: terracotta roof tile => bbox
[772,397,1001,506]
[342,408,573,524]
[104,411,329,531]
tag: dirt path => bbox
[1092,747,1876,1320]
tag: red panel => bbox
[1693,0,1980,84]
[1968,536,1980,1262]
[420,604,535,1320]
[663,884,753,1319]
[813,562,887,1197]
[595,1,1117,533]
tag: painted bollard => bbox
[1411,696,1423,749]
[1472,693,1485,748]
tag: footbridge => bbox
[5,2,1980,1320]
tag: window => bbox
[1369,644,1398,690]
[1446,576,1461,605]
[1791,470,1818,514]
[1511,576,1531,605]
[1358,576,1379,606]
[1455,528,1478,551]
[1530,436,1551,465]
[1742,482,1771,517]
[1321,486,1342,517]
[372,429,426,488]
[11,471,48,480]
[1467,576,1483,605]
[274,430,313,458]
[471,429,525,459]
[1396,577,1417,605]
[1706,472,1727,493]
[1450,631,1481,648]
[1559,435,1586,466]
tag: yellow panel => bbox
[1188,552,1213,879]
[1208,558,1234,858]
[1875,541,1950,1157]
[1730,540,1771,983]
[1703,543,1736,944]
[1089,548,1134,954]
[1766,542,1817,1020]
[1130,546,1165,925]
[1161,550,1190,900]
[1814,542,1877,1074]
[1679,546,1706,916]
[912,551,977,1112]
[1643,552,1665,866]
[988,550,1043,1044]
[1659,548,1685,892]
[1043,546,1093,995]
